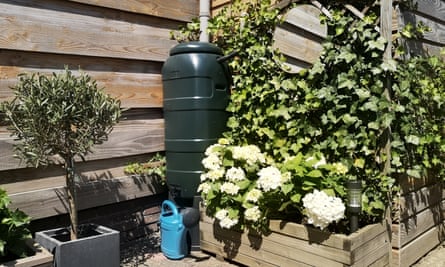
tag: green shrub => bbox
[0,188,32,261]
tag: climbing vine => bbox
[172,0,445,228]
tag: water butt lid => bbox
[170,41,223,56]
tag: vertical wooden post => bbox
[380,0,394,264]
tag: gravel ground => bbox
[120,231,445,267]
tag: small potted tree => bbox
[0,68,121,267]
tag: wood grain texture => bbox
[392,223,445,267]
[397,183,444,220]
[0,111,165,171]
[397,0,445,58]
[200,211,390,267]
[413,0,445,21]
[8,175,166,219]
[273,4,326,73]
[0,50,163,108]
[0,1,178,62]
[399,10,445,45]
[69,0,199,22]
[392,200,445,248]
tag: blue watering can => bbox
[159,200,187,259]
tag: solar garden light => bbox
[347,179,362,233]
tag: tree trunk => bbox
[66,156,78,240]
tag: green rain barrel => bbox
[162,42,231,205]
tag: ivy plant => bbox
[173,0,445,229]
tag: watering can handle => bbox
[161,200,178,215]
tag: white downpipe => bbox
[199,0,210,42]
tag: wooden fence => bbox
[0,0,199,222]
[0,0,443,252]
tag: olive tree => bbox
[1,68,121,240]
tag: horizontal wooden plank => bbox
[397,174,441,194]
[397,183,444,221]
[273,5,326,73]
[0,50,163,108]
[0,112,165,171]
[392,200,445,248]
[7,174,166,220]
[398,10,445,46]
[392,222,445,267]
[412,0,445,22]
[273,26,324,73]
[0,2,178,61]
[268,219,388,252]
[283,5,327,39]
[201,221,331,266]
[0,153,162,193]
[201,219,389,266]
[69,0,199,22]
[201,207,389,253]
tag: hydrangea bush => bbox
[199,138,350,232]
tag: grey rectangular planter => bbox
[35,224,119,267]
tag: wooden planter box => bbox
[0,239,53,267]
[200,212,390,267]
[391,177,445,266]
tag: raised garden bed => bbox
[200,211,390,267]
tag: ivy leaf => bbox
[405,135,420,145]
[338,75,355,89]
[270,106,291,120]
[381,59,397,72]
[342,114,358,125]
[354,88,370,99]
[367,36,386,51]
[407,169,421,178]
[337,50,356,63]
[335,26,345,36]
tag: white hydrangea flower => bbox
[202,153,221,170]
[214,209,238,229]
[197,182,211,194]
[215,209,228,221]
[256,166,282,192]
[302,189,345,230]
[226,167,246,182]
[205,143,223,156]
[220,182,240,195]
[232,145,265,165]
[244,206,262,221]
[219,217,239,229]
[245,189,263,203]
[206,168,225,181]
